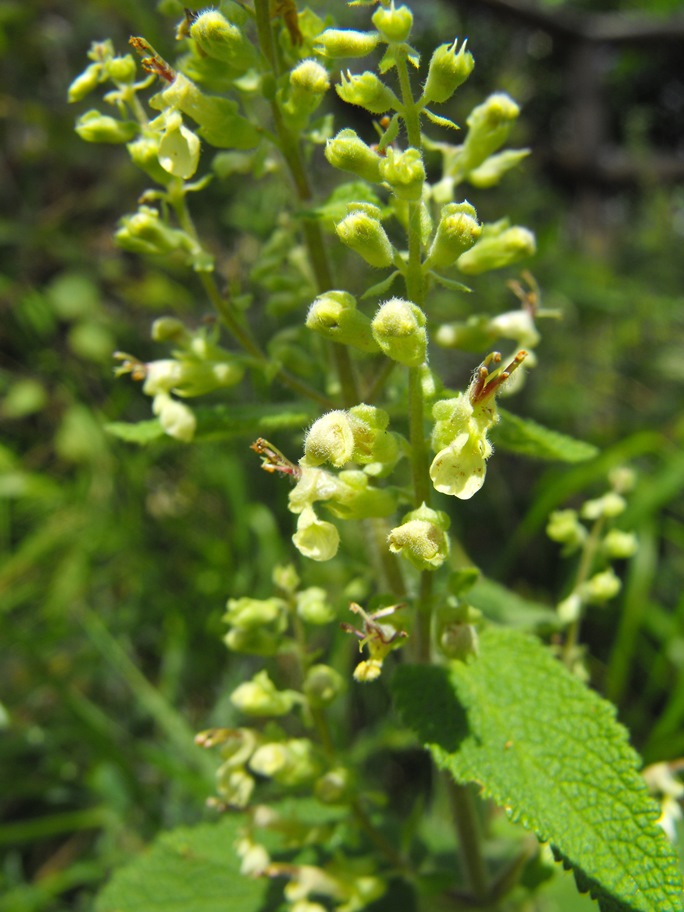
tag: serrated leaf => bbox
[95,818,267,912]
[493,408,599,462]
[424,108,460,131]
[105,419,165,444]
[466,576,559,632]
[393,628,683,912]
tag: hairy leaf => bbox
[393,628,683,912]
[466,576,559,632]
[493,408,599,462]
[95,818,267,912]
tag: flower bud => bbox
[388,503,450,571]
[426,202,481,269]
[602,529,638,560]
[372,3,414,43]
[273,563,300,595]
[231,670,298,717]
[68,64,102,103]
[315,767,353,805]
[379,147,425,201]
[488,309,540,348]
[303,664,345,707]
[250,738,320,786]
[150,393,195,442]
[75,110,138,144]
[224,596,287,631]
[423,39,474,105]
[608,466,636,494]
[440,621,479,661]
[583,568,622,604]
[371,298,427,367]
[335,212,394,268]
[189,10,255,71]
[126,136,170,184]
[115,206,191,257]
[249,742,288,777]
[293,506,340,562]
[296,587,336,625]
[107,54,137,84]
[224,626,282,656]
[456,93,520,174]
[456,226,536,275]
[466,149,530,188]
[435,316,493,351]
[581,492,626,521]
[325,129,382,183]
[546,509,587,554]
[151,317,191,345]
[306,291,379,353]
[336,71,398,115]
[316,29,379,59]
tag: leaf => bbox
[95,818,267,912]
[429,272,473,294]
[105,419,165,445]
[493,408,599,462]
[423,108,460,131]
[466,575,560,632]
[361,270,401,300]
[392,628,684,912]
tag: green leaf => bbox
[105,419,165,444]
[393,628,683,912]
[466,575,559,632]
[429,272,473,294]
[493,408,599,462]
[95,818,267,912]
[423,108,460,131]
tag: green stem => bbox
[445,778,490,903]
[561,514,607,666]
[408,366,430,507]
[254,0,359,408]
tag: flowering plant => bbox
[70,3,682,911]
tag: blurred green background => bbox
[1,0,683,909]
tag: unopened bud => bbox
[388,503,450,571]
[583,568,622,604]
[304,410,356,467]
[371,298,427,366]
[190,10,255,71]
[230,670,298,717]
[336,71,398,115]
[306,290,378,352]
[151,317,190,344]
[296,587,336,625]
[75,110,138,143]
[107,54,137,84]
[303,664,345,706]
[68,64,101,103]
[457,93,520,175]
[325,129,382,183]
[426,202,481,268]
[456,225,536,275]
[224,596,287,631]
[602,529,638,559]
[126,136,170,184]
[423,39,474,105]
[546,509,587,554]
[336,211,394,268]
[581,492,626,520]
[316,29,379,59]
[379,147,425,201]
[315,767,353,804]
[372,4,414,44]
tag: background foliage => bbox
[2,0,684,909]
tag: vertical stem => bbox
[446,779,490,903]
[253,0,359,407]
[561,514,607,666]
